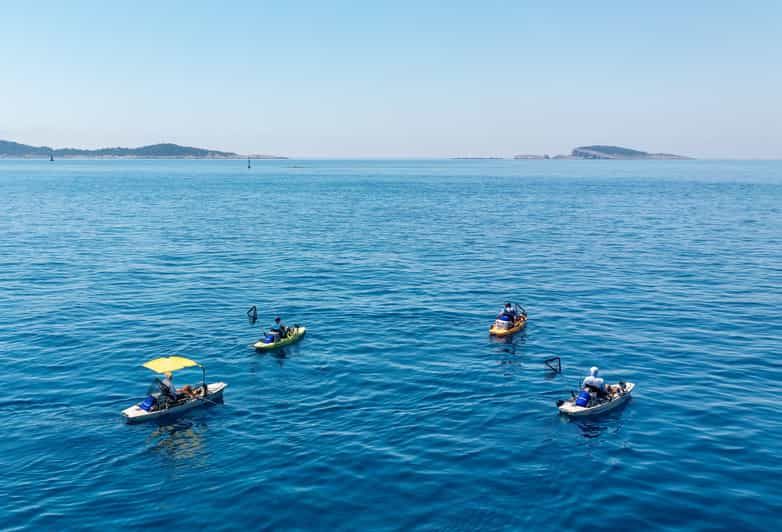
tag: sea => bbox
[1,159,780,530]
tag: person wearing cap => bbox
[159,371,179,404]
[582,366,607,397]
[498,302,518,322]
[270,316,288,339]
[581,366,621,399]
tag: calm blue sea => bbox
[1,159,781,530]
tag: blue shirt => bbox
[499,307,516,319]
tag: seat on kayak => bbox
[575,390,591,407]
[494,318,512,330]
[139,395,158,411]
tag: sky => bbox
[1,1,780,158]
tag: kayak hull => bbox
[558,382,635,417]
[122,382,227,424]
[489,317,527,337]
[254,326,306,350]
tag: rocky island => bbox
[567,145,691,160]
[0,139,286,159]
[514,145,692,160]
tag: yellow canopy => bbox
[143,356,200,374]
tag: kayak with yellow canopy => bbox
[121,356,227,424]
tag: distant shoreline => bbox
[452,145,693,160]
[0,155,288,160]
[0,139,287,160]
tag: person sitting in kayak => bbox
[499,302,518,322]
[159,371,179,404]
[582,367,621,399]
[582,366,608,398]
[160,375,206,401]
[270,317,288,339]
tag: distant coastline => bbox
[451,145,692,160]
[0,139,287,159]
[451,156,504,160]
[514,145,692,160]
[0,139,694,161]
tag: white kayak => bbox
[558,382,635,417]
[122,382,227,424]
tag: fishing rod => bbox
[542,355,585,400]
[192,394,221,407]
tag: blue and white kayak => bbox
[122,382,227,424]
[558,382,635,417]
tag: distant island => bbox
[566,145,691,160]
[514,145,692,160]
[0,139,287,159]
[513,154,550,160]
[451,156,504,160]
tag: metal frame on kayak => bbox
[558,382,635,417]
[122,356,227,424]
[254,326,307,350]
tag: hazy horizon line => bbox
[3,155,782,162]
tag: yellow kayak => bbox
[254,326,307,350]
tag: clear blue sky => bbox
[2,1,780,158]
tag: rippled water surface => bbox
[1,159,781,530]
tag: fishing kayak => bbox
[122,382,227,424]
[489,316,527,336]
[558,382,635,417]
[254,326,307,350]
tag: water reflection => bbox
[492,330,527,357]
[147,420,208,461]
[270,348,288,366]
[572,418,609,439]
[491,331,527,375]
[563,401,631,439]
[489,329,527,352]
[254,343,303,367]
